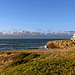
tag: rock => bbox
[46,40,75,49]
[46,41,60,48]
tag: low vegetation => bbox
[8,52,40,67]
[0,48,75,75]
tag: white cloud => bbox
[0,30,73,39]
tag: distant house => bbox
[71,34,75,40]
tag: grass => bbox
[0,51,75,75]
[7,52,40,67]
[0,56,75,75]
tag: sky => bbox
[0,0,75,38]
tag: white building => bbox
[71,34,75,40]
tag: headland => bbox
[0,39,75,75]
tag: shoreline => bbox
[0,39,68,51]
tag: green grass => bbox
[13,52,31,60]
[7,52,40,67]
[0,52,75,75]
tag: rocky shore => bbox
[46,39,75,49]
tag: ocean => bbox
[0,39,65,51]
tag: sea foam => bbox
[39,45,48,49]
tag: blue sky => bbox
[0,0,75,32]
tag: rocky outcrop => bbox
[46,40,75,49]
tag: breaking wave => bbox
[39,45,48,49]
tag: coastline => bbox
[0,39,66,51]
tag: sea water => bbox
[0,39,65,51]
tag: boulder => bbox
[46,40,75,49]
[46,41,60,48]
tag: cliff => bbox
[46,39,75,49]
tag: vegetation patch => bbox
[0,56,75,75]
[8,52,40,67]
[0,49,75,75]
